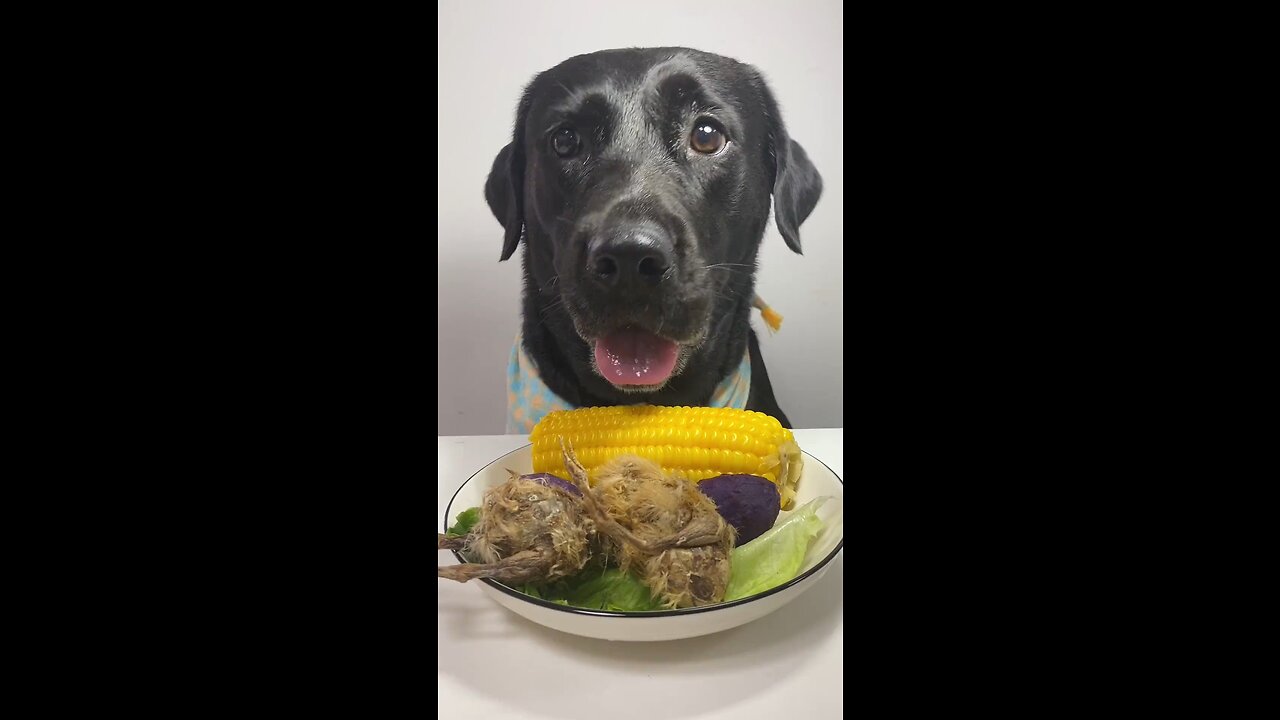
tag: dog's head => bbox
[486,48,821,392]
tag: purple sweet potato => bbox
[697,474,781,546]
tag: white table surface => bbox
[437,428,844,720]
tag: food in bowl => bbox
[563,448,735,607]
[436,469,593,585]
[530,405,803,508]
[437,406,832,612]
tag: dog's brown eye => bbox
[552,128,580,157]
[690,121,726,154]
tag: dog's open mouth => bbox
[593,327,680,387]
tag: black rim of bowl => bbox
[443,443,845,618]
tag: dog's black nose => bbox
[588,224,674,288]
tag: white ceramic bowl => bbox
[440,444,844,642]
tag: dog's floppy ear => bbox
[485,85,536,262]
[754,72,823,255]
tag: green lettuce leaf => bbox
[446,507,481,536]
[565,568,659,611]
[521,566,661,611]
[724,497,828,601]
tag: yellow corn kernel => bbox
[529,405,802,508]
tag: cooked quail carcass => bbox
[561,445,735,608]
[437,471,592,585]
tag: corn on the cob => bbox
[529,405,803,508]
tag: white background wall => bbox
[438,0,844,435]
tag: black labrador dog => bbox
[486,47,821,428]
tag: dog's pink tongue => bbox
[594,329,679,386]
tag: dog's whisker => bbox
[712,287,745,304]
[538,275,561,293]
[700,263,756,279]
[538,296,568,314]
